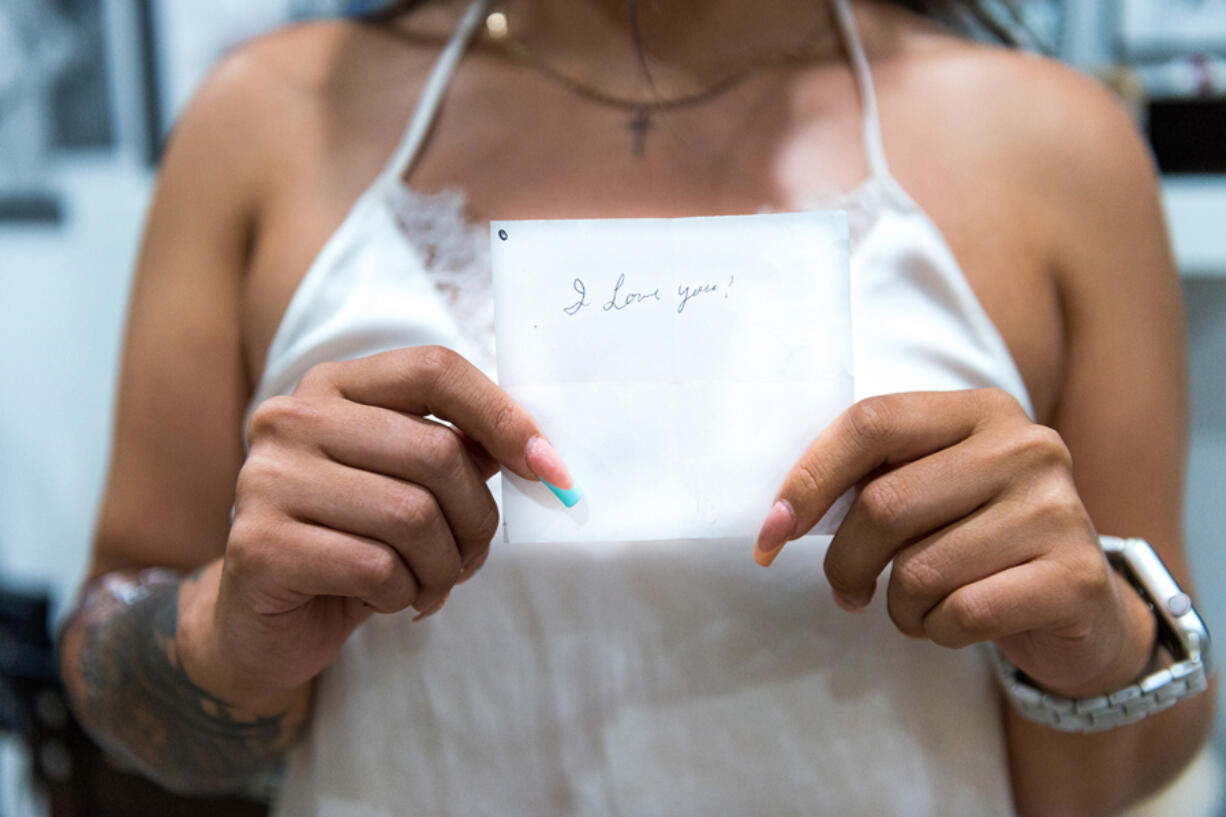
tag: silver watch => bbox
[993,536,1212,733]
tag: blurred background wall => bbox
[1,0,1224,815]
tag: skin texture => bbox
[58,1,1214,814]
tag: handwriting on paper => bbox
[564,273,735,317]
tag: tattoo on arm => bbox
[62,569,290,796]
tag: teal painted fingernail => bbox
[542,478,582,508]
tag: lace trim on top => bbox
[384,183,496,363]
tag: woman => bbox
[60,0,1214,814]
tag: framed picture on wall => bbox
[48,0,114,152]
[0,0,77,220]
[0,0,160,219]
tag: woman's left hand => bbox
[754,388,1155,698]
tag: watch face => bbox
[1109,538,1211,666]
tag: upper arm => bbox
[896,43,1190,568]
[918,48,1191,565]
[89,19,447,578]
[90,49,279,577]
[980,62,1215,816]
[1030,69,1189,577]
[887,48,1187,566]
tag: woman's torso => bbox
[226,2,1068,813]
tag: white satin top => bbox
[262,0,1032,814]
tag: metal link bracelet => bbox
[993,648,1210,732]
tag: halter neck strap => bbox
[376,0,492,189]
[830,0,904,194]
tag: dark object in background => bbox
[0,584,268,817]
[133,0,164,165]
[46,0,114,150]
[0,194,62,224]
[1148,97,1226,174]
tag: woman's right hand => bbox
[177,345,572,713]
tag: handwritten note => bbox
[492,212,853,545]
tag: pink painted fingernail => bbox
[754,500,796,567]
[525,436,581,507]
[525,436,572,488]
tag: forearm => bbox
[59,564,309,795]
[1006,683,1215,817]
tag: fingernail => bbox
[831,587,872,614]
[541,479,582,508]
[525,436,581,508]
[458,553,488,584]
[412,593,449,622]
[754,500,795,567]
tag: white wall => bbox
[0,157,151,619]
[1185,276,1226,684]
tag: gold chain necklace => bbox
[483,7,837,157]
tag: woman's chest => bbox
[240,100,1063,421]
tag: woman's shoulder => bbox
[160,16,447,229]
[867,15,1172,417]
[184,17,440,162]
[878,23,1157,212]
[874,18,1164,282]
[215,17,441,100]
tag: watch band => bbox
[993,647,1209,733]
[993,536,1212,733]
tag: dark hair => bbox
[891,0,1026,45]
[364,0,1026,46]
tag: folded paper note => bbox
[491,212,853,545]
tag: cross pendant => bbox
[628,104,651,157]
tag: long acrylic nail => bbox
[525,436,581,508]
[541,479,581,508]
[754,500,796,567]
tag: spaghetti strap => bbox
[375,0,492,189]
[830,0,910,204]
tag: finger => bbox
[299,402,499,566]
[456,429,500,480]
[457,548,490,585]
[229,515,420,615]
[920,559,1085,650]
[882,503,1042,636]
[295,347,575,493]
[822,434,1010,610]
[754,389,1024,566]
[278,458,464,613]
